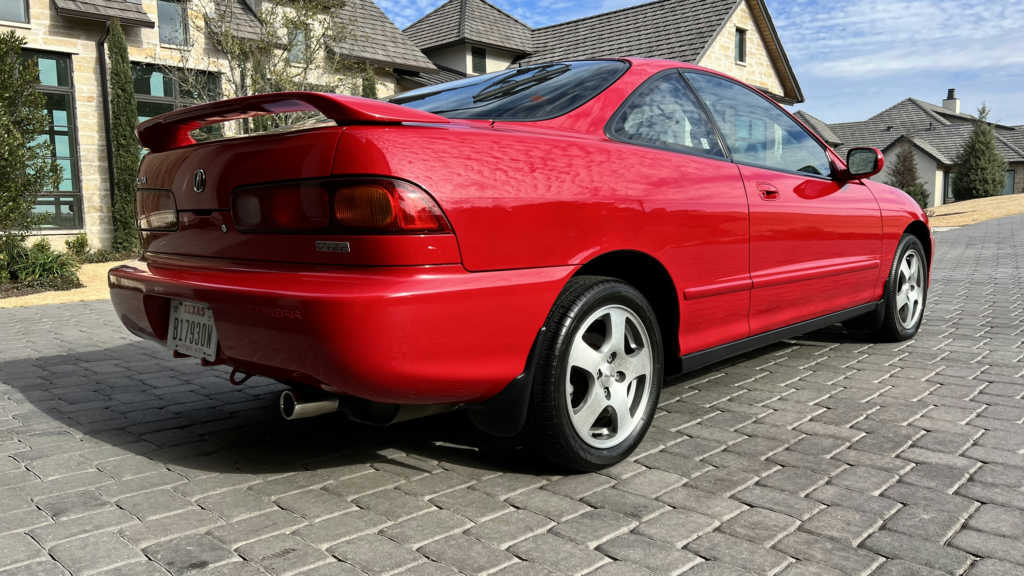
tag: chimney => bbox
[942,89,960,114]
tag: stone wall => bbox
[698,0,784,98]
[1,0,398,251]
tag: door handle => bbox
[758,184,779,200]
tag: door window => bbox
[687,72,831,177]
[607,71,724,158]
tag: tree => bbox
[886,143,929,208]
[952,105,1007,201]
[0,31,61,236]
[107,19,141,252]
[167,0,358,134]
[360,61,378,99]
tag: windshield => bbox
[392,60,629,121]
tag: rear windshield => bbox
[392,60,629,121]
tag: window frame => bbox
[604,68,731,163]
[24,49,84,230]
[0,0,30,24]
[734,27,747,64]
[287,27,307,64]
[158,0,190,46]
[471,46,487,75]
[683,70,836,180]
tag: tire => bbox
[529,276,663,472]
[874,234,928,341]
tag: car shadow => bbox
[0,325,856,477]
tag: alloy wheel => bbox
[565,304,653,449]
[896,248,924,329]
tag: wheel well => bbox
[576,251,682,375]
[905,220,931,264]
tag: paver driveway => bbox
[1,215,1022,576]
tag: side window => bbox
[608,72,724,158]
[686,73,831,177]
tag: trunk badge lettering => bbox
[193,169,206,194]
[315,241,351,254]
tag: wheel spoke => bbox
[607,308,627,354]
[609,384,633,436]
[907,254,918,280]
[619,351,651,384]
[569,334,603,373]
[899,259,912,284]
[896,286,909,310]
[572,388,607,438]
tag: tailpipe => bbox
[279,389,340,420]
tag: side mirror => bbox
[842,147,884,180]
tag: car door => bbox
[686,72,882,335]
[606,70,751,354]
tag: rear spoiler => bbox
[136,91,450,152]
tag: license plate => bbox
[167,300,218,361]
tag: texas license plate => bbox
[167,300,218,361]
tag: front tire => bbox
[530,276,663,472]
[876,234,928,341]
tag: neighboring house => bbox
[400,0,804,105]
[798,90,1024,207]
[1,0,434,249]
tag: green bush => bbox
[78,247,137,264]
[65,233,89,259]
[4,238,81,290]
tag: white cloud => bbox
[769,0,1024,78]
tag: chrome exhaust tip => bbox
[279,389,340,420]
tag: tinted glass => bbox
[158,0,187,45]
[608,72,724,158]
[0,0,28,23]
[394,60,628,121]
[35,54,71,87]
[687,73,831,176]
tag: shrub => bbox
[6,239,81,290]
[65,233,90,259]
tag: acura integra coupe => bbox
[111,58,932,471]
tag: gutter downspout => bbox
[97,22,117,224]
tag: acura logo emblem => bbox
[192,169,206,194]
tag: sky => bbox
[377,0,1024,126]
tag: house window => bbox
[735,28,747,64]
[288,28,306,63]
[158,0,188,45]
[944,170,954,202]
[24,51,82,230]
[0,0,30,23]
[133,63,219,142]
[472,47,486,75]
[1004,170,1015,196]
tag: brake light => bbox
[231,178,450,234]
[233,182,330,232]
[137,189,178,231]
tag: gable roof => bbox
[52,0,154,28]
[805,98,1024,167]
[404,0,533,54]
[211,0,263,41]
[333,0,436,72]
[403,0,803,103]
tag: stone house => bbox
[401,0,804,105]
[1,0,434,249]
[5,0,804,249]
[797,91,1024,207]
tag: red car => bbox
[111,58,931,471]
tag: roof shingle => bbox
[332,0,437,72]
[405,0,532,53]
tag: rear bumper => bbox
[109,256,574,404]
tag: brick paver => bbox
[1,215,1022,575]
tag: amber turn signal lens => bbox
[333,184,396,228]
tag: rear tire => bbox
[529,276,663,472]
[865,234,928,341]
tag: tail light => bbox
[232,178,450,234]
[137,189,178,231]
